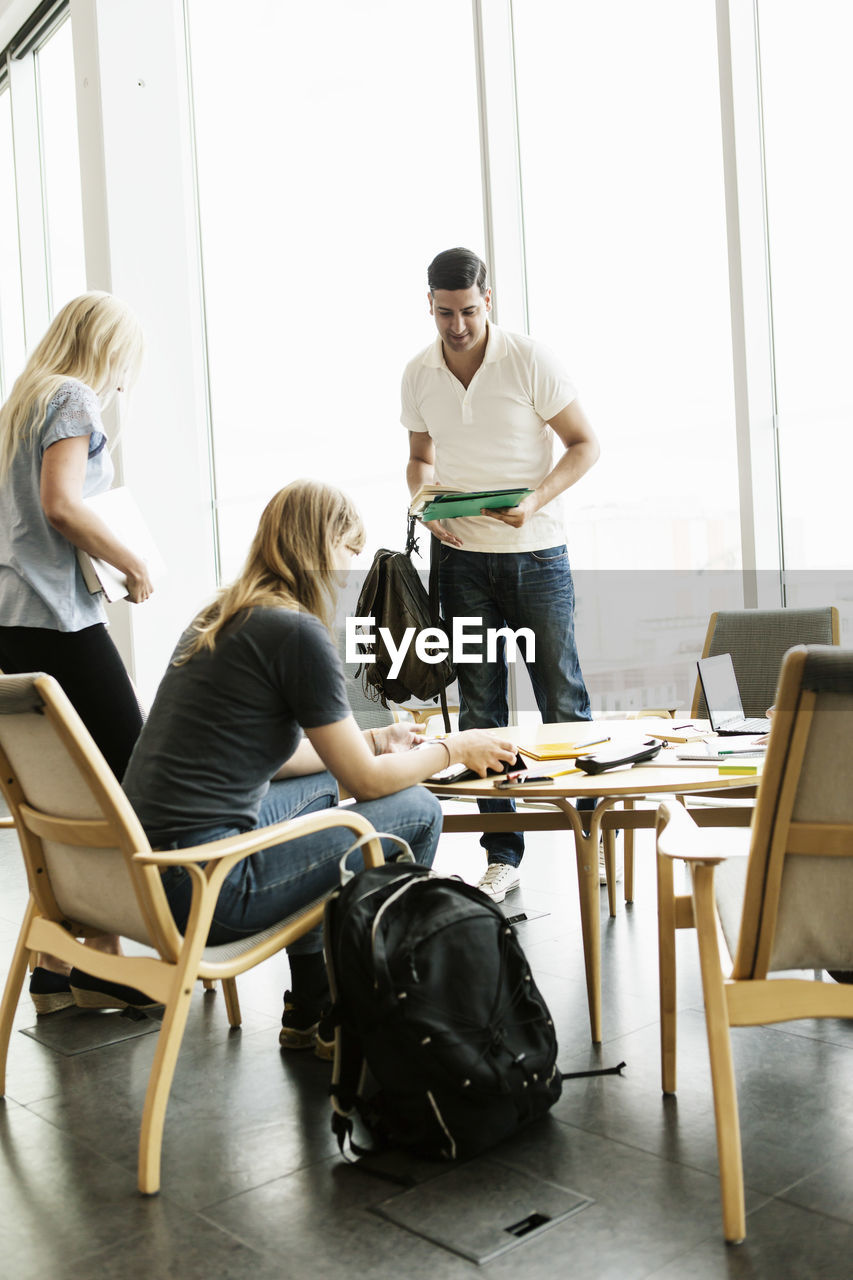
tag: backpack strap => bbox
[336,832,415,885]
[406,511,452,732]
[561,1061,627,1080]
[428,529,452,733]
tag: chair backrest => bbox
[691,606,839,719]
[723,646,853,978]
[0,673,180,957]
[335,630,396,732]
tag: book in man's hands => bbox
[414,486,533,522]
[408,484,465,517]
[76,486,166,603]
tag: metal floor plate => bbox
[372,1157,592,1264]
[20,1006,163,1055]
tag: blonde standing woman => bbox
[0,292,154,1013]
[123,479,516,1058]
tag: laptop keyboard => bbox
[718,717,770,735]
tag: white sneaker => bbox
[477,863,521,903]
[598,837,623,886]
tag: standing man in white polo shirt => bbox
[402,247,600,902]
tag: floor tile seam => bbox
[555,1013,670,1063]
[16,1097,148,1179]
[187,1206,285,1261]
[760,1022,853,1050]
[6,1085,66,1110]
[545,1110,733,1181]
[169,1017,283,1056]
[2,1100,163,1204]
[45,1207,268,1273]
[742,1187,853,1235]
[639,1223,738,1280]
[774,1163,853,1224]
[194,1204,287,1256]
[194,1150,343,1216]
[547,1109,789,1201]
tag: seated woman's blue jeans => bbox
[158,772,442,954]
[439,544,592,868]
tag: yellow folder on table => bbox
[519,736,611,762]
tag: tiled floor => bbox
[2,811,853,1278]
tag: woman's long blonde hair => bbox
[0,292,144,481]
[179,479,366,662]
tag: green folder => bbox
[420,487,532,521]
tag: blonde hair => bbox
[0,292,144,481]
[179,479,366,662]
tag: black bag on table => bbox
[324,837,624,1164]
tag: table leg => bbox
[623,799,635,904]
[555,799,615,1044]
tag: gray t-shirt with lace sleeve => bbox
[0,378,113,631]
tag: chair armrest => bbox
[133,807,379,870]
[656,799,729,865]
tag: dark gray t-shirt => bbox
[123,606,351,841]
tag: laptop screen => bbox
[697,653,745,730]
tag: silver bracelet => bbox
[370,729,382,756]
[435,738,452,768]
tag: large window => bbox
[34,14,87,311]
[187,0,484,580]
[512,0,741,709]
[0,86,25,395]
[757,0,853,629]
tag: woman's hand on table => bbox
[446,729,517,776]
[372,722,426,754]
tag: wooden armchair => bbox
[656,645,853,1242]
[608,607,841,912]
[690,605,839,719]
[0,673,384,1195]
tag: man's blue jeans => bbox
[439,544,592,868]
[159,772,442,953]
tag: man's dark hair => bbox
[427,247,488,295]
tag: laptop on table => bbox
[696,653,773,735]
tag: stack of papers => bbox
[76,487,166,602]
[643,720,708,743]
[675,744,766,763]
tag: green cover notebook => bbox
[420,487,532,521]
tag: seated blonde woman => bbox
[123,479,515,1056]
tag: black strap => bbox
[405,513,419,557]
[331,1110,375,1162]
[330,1110,415,1187]
[561,1060,627,1081]
[427,530,452,733]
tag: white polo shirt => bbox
[400,323,576,552]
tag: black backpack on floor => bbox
[324,839,624,1163]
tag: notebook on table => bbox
[696,653,772,735]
